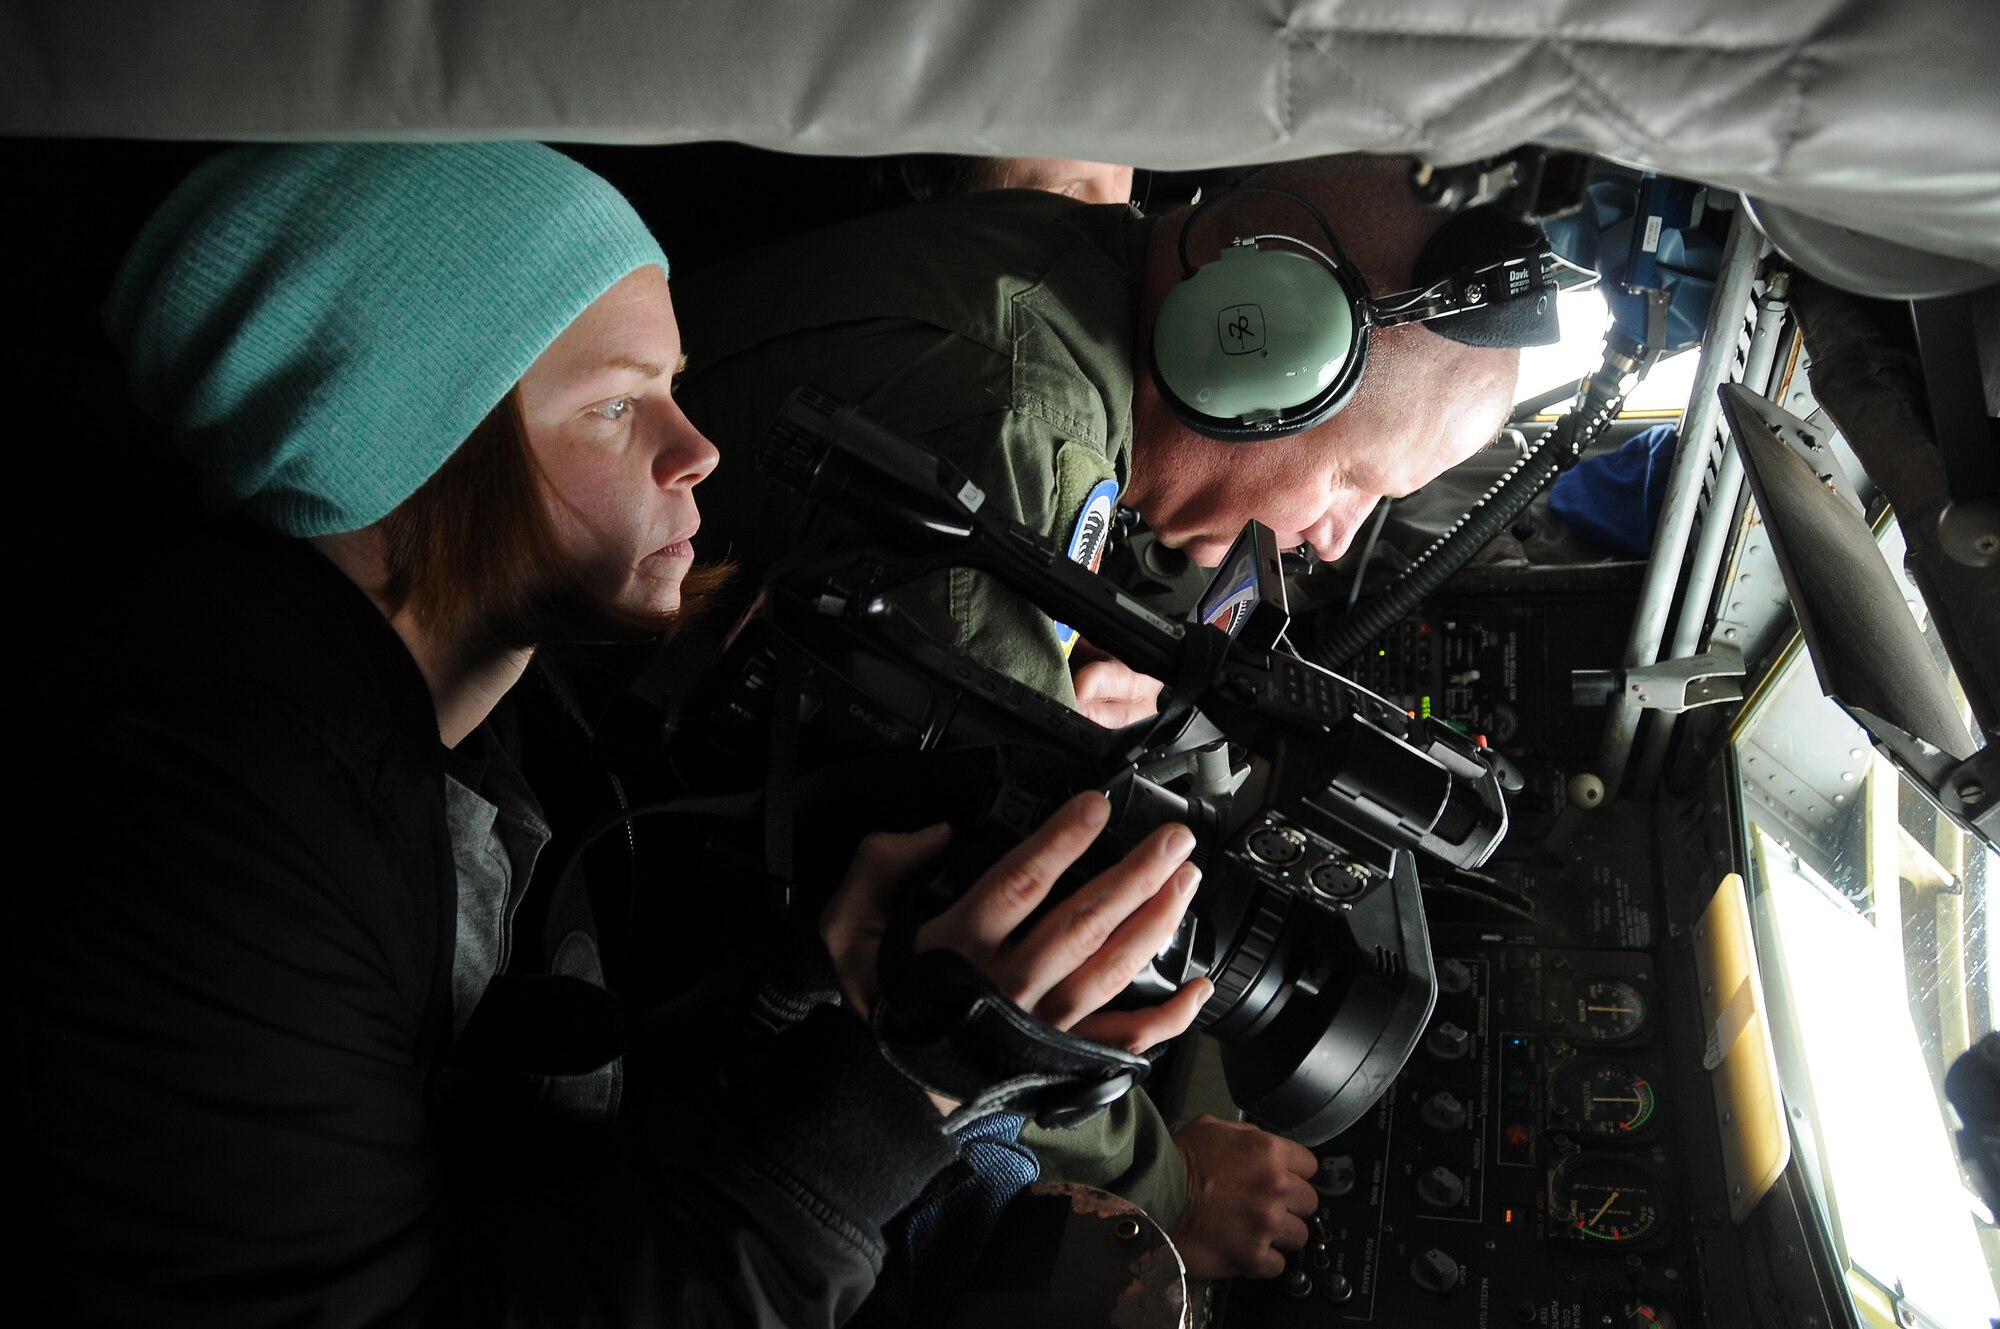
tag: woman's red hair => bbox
[378,391,728,655]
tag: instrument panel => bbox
[1215,597,1716,1328]
[1222,941,1690,1327]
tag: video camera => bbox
[679,387,1508,1143]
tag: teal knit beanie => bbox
[105,142,668,535]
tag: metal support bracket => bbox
[1937,743,2000,843]
[1625,644,1746,714]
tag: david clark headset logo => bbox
[1218,303,1265,355]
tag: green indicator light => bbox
[1420,695,1433,718]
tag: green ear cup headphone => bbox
[1150,189,1561,442]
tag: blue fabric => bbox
[881,1111,1041,1318]
[1548,423,1678,558]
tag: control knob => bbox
[1410,1247,1461,1294]
[1421,1090,1469,1131]
[1314,1153,1358,1199]
[1417,1165,1467,1208]
[1425,1021,1472,1060]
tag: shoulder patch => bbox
[1066,478,1120,574]
[1054,478,1122,656]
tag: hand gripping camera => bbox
[682,388,1507,1143]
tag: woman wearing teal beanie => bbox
[24,142,1207,1326]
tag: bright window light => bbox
[1513,288,1700,417]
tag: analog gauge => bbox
[1555,977,1649,1043]
[1550,1155,1663,1245]
[1553,1060,1659,1139]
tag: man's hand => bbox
[1169,1115,1321,1279]
[1072,656,1165,729]
[820,793,1214,1112]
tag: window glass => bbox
[1513,288,1699,417]
[1732,514,1997,1329]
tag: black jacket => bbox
[23,521,956,1327]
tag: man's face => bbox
[972,157,1134,205]
[1125,328,1513,567]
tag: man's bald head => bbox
[1128,154,1519,566]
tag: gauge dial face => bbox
[1557,977,1650,1043]
[1551,1156,1662,1244]
[1554,1060,1658,1138]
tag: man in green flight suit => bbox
[673,152,1522,1280]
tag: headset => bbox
[1150,187,1563,442]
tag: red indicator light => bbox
[1418,620,1432,636]
[1474,734,1489,748]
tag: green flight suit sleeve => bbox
[919,416,1120,706]
[1019,1088,1187,1229]
[672,197,1140,711]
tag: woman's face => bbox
[516,266,719,615]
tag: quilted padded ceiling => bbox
[5,0,1997,267]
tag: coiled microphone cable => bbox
[1306,331,1647,672]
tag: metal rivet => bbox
[1114,1218,1143,1241]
